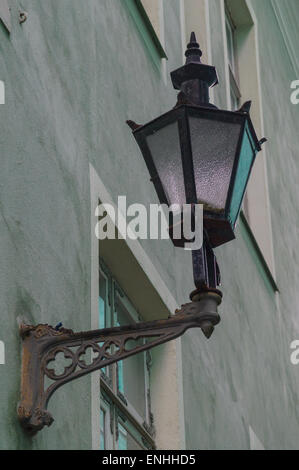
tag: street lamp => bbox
[128,33,265,248]
[128,31,265,325]
[18,33,265,435]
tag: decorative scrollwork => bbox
[44,347,76,380]
[18,291,222,434]
[76,342,102,369]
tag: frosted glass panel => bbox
[229,127,257,226]
[146,122,185,205]
[189,117,242,211]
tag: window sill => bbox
[239,211,279,293]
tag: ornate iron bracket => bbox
[18,289,222,435]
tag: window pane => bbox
[230,86,239,111]
[118,423,128,450]
[226,15,235,73]
[99,275,107,329]
[100,408,106,450]
[117,421,146,450]
[115,300,146,419]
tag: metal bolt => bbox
[19,11,28,24]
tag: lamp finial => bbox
[185,32,202,63]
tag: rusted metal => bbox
[18,290,222,434]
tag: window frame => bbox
[135,0,167,59]
[221,0,277,281]
[98,259,155,450]
[100,369,155,450]
[225,5,242,110]
[123,0,167,72]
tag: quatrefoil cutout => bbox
[45,348,76,380]
[77,344,101,369]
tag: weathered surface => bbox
[182,0,299,450]
[0,0,298,449]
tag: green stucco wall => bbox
[182,0,299,450]
[0,0,184,450]
[0,0,298,450]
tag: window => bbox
[223,0,275,275]
[100,408,107,450]
[225,6,241,110]
[90,164,187,449]
[0,0,11,32]
[98,259,155,450]
[226,11,235,73]
[141,0,161,40]
[124,0,167,70]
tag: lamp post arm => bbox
[17,291,221,435]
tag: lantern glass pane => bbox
[146,121,186,205]
[189,116,242,212]
[228,125,257,226]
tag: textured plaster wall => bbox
[0,0,298,450]
[0,0,184,450]
[182,0,299,450]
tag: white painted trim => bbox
[179,0,187,64]
[245,0,276,278]
[221,0,276,276]
[90,164,101,450]
[220,0,231,110]
[204,0,214,104]
[89,163,186,449]
[159,0,167,85]
[249,425,265,450]
[90,164,179,314]
[176,338,186,449]
[0,0,11,32]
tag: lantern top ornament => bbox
[171,32,218,107]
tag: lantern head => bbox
[127,33,265,248]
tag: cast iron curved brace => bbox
[18,291,222,435]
